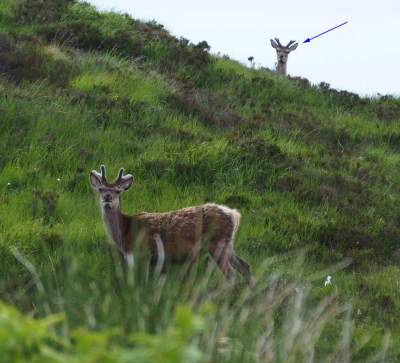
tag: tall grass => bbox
[2,245,389,362]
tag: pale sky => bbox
[88,0,400,96]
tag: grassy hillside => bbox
[1,0,400,361]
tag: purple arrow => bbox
[303,21,348,44]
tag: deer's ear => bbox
[90,171,103,190]
[118,174,133,191]
[289,43,298,51]
[270,39,278,49]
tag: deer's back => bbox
[131,203,240,258]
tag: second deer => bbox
[90,165,251,283]
[270,38,298,75]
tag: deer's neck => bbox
[277,61,287,75]
[102,207,130,253]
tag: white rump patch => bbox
[217,205,240,225]
[216,204,241,241]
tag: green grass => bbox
[1,0,400,361]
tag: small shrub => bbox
[274,173,304,193]
[318,222,376,252]
[223,194,252,209]
[373,103,400,122]
[318,82,367,110]
[38,2,211,77]
[32,190,60,225]
[12,0,75,24]
[237,136,285,165]
[167,88,244,128]
[0,35,43,82]
[0,301,205,363]
[173,160,217,186]
[315,185,338,203]
[141,159,170,179]
[67,166,91,192]
[0,34,76,85]
[288,75,311,89]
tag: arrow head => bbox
[303,38,310,43]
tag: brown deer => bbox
[270,38,298,75]
[90,165,251,283]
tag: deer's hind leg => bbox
[209,239,236,281]
[229,255,252,284]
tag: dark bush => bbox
[237,136,285,165]
[67,167,90,192]
[167,88,244,128]
[233,136,289,192]
[32,190,60,225]
[274,174,300,193]
[140,159,217,186]
[373,103,400,122]
[318,223,375,252]
[41,229,64,250]
[228,76,275,104]
[37,2,211,77]
[141,160,170,179]
[12,0,75,24]
[173,160,216,186]
[0,33,76,85]
[223,194,252,209]
[0,35,47,82]
[288,75,311,89]
[0,33,17,74]
[318,82,367,110]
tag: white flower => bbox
[57,178,61,182]
[7,182,11,186]
[324,275,332,286]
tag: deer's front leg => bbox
[150,233,165,276]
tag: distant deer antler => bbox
[274,38,282,47]
[269,37,298,75]
[288,40,298,51]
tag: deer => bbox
[270,38,298,75]
[90,165,251,283]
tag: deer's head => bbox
[270,38,298,70]
[90,165,133,211]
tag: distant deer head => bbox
[270,38,298,75]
